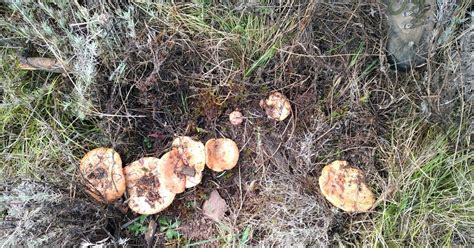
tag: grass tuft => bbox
[0,51,100,180]
[367,120,473,247]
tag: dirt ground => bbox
[1,1,472,247]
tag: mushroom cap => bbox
[79,147,126,203]
[205,138,239,172]
[124,157,176,215]
[171,136,206,172]
[318,160,375,212]
[260,92,291,121]
[229,111,244,126]
[157,149,187,193]
[172,136,206,189]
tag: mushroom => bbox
[318,160,375,212]
[157,149,187,193]
[171,136,206,188]
[259,92,291,121]
[229,110,244,126]
[124,157,176,215]
[205,138,239,172]
[79,147,126,203]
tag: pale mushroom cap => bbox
[185,170,203,188]
[260,92,291,121]
[79,147,126,203]
[171,136,206,172]
[124,157,176,215]
[205,138,239,172]
[318,160,375,212]
[157,149,187,193]
[229,111,244,126]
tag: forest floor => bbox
[1,1,472,247]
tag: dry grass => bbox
[1,0,472,246]
[0,180,110,247]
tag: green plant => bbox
[150,2,296,77]
[128,215,148,236]
[365,121,473,247]
[185,226,252,247]
[0,50,101,180]
[159,216,181,240]
[239,226,252,246]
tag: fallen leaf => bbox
[202,190,227,222]
[145,219,157,247]
[19,56,67,73]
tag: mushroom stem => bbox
[176,166,196,177]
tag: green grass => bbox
[151,2,295,76]
[0,51,100,180]
[366,120,473,247]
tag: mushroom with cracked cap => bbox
[171,136,206,188]
[157,148,191,193]
[79,147,126,203]
[318,160,375,212]
[124,157,176,215]
[259,92,291,121]
[205,138,239,172]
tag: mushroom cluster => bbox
[79,136,240,215]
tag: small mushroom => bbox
[229,110,244,126]
[172,136,206,188]
[259,92,291,121]
[157,149,187,193]
[124,157,176,215]
[205,138,239,172]
[79,147,126,203]
[318,160,375,212]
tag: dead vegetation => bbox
[1,0,472,247]
[0,180,111,247]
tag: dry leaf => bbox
[145,219,157,247]
[19,56,67,73]
[202,190,227,222]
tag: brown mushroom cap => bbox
[157,149,187,193]
[259,92,291,121]
[318,160,375,212]
[79,147,126,203]
[172,136,206,172]
[205,138,239,172]
[172,136,206,188]
[124,157,176,215]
